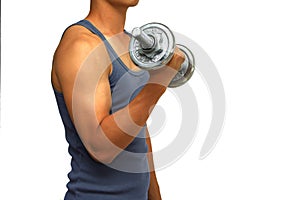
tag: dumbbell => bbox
[129,23,195,88]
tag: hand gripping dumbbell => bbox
[129,23,195,88]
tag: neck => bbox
[86,1,128,37]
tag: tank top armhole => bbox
[108,63,116,82]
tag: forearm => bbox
[94,83,166,161]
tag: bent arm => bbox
[53,28,184,163]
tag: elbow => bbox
[89,149,118,164]
[84,137,121,164]
[95,153,116,164]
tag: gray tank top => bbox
[53,19,150,200]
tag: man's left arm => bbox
[146,127,162,200]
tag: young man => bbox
[51,0,184,199]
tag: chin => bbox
[109,0,139,8]
[128,0,139,7]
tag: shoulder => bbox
[54,25,102,64]
[53,24,110,77]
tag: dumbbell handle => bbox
[132,27,155,50]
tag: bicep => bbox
[56,40,112,147]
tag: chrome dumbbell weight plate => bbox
[169,44,195,88]
[129,23,176,70]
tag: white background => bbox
[1,0,300,199]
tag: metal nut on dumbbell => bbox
[129,22,195,88]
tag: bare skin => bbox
[51,0,185,199]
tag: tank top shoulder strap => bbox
[74,19,107,41]
[72,19,118,61]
